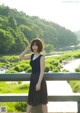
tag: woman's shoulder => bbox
[31,53,34,59]
[40,54,45,59]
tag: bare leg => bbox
[42,104,48,113]
[26,104,32,113]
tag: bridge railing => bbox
[0,72,80,113]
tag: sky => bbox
[0,0,80,32]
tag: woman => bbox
[20,38,48,113]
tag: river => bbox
[47,59,80,112]
[62,58,80,72]
[1,59,80,112]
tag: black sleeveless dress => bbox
[27,54,48,106]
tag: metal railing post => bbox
[78,102,80,113]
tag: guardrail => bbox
[0,72,80,113]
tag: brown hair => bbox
[30,38,44,53]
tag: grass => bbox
[0,82,29,93]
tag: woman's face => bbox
[32,43,38,53]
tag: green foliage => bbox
[24,65,30,71]
[75,65,80,72]
[0,82,29,93]
[14,65,24,72]
[45,64,51,72]
[69,81,80,93]
[0,5,79,54]
[26,67,32,72]
[8,16,17,29]
[0,82,29,94]
[45,44,54,53]
[18,84,29,90]
[14,61,30,72]
[6,69,18,73]
[0,55,19,69]
[0,80,29,112]
[60,50,80,93]
[1,102,27,112]
[45,57,61,72]
[1,102,16,112]
[0,62,5,67]
[62,69,69,72]
[59,50,80,64]
[15,102,27,112]
[0,29,15,54]
[52,67,60,72]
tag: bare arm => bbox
[19,45,31,60]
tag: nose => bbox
[33,45,37,47]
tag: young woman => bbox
[20,38,48,113]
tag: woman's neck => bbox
[34,52,40,55]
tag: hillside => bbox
[74,30,80,41]
[0,5,79,54]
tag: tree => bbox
[12,32,27,53]
[0,5,79,54]
[0,29,15,54]
[20,25,31,41]
[45,44,54,53]
[8,16,17,29]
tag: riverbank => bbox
[62,58,80,72]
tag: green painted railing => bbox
[0,72,80,113]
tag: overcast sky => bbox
[0,0,80,31]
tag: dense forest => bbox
[0,5,79,54]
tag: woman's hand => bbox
[36,83,41,91]
[26,45,31,51]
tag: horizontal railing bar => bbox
[0,73,30,81]
[0,72,80,81]
[0,94,28,102]
[0,93,80,102]
[46,72,80,80]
